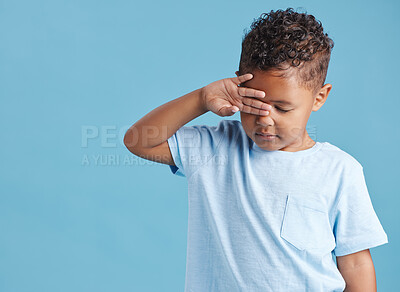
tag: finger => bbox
[231,73,254,86]
[219,106,239,116]
[240,104,270,116]
[238,87,265,98]
[242,97,272,111]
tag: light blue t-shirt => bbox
[166,119,388,292]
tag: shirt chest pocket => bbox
[280,194,336,253]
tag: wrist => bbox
[199,87,209,113]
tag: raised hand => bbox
[200,73,272,117]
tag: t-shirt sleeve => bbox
[331,164,388,257]
[166,120,228,178]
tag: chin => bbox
[254,140,282,151]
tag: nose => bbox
[256,112,274,127]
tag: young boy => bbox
[124,8,388,291]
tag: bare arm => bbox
[337,249,377,292]
[123,87,208,165]
[123,73,270,165]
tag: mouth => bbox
[255,133,278,141]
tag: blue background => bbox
[1,0,398,291]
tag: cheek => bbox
[240,113,256,132]
[240,112,254,124]
[282,115,308,135]
[288,110,308,125]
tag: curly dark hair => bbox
[238,8,334,95]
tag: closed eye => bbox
[276,107,291,113]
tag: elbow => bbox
[123,130,130,148]
[123,128,138,154]
[124,125,147,156]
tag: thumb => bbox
[220,105,240,116]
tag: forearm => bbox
[339,262,377,292]
[124,87,208,149]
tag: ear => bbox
[312,83,332,112]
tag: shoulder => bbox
[319,142,364,171]
[215,119,249,147]
[170,119,245,152]
[207,119,242,133]
[191,119,245,143]
[217,119,244,136]
[189,119,249,152]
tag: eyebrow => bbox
[270,100,294,105]
[252,97,294,106]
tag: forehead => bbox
[241,70,311,105]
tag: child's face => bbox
[237,69,331,152]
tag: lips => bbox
[256,132,277,136]
[255,132,278,141]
